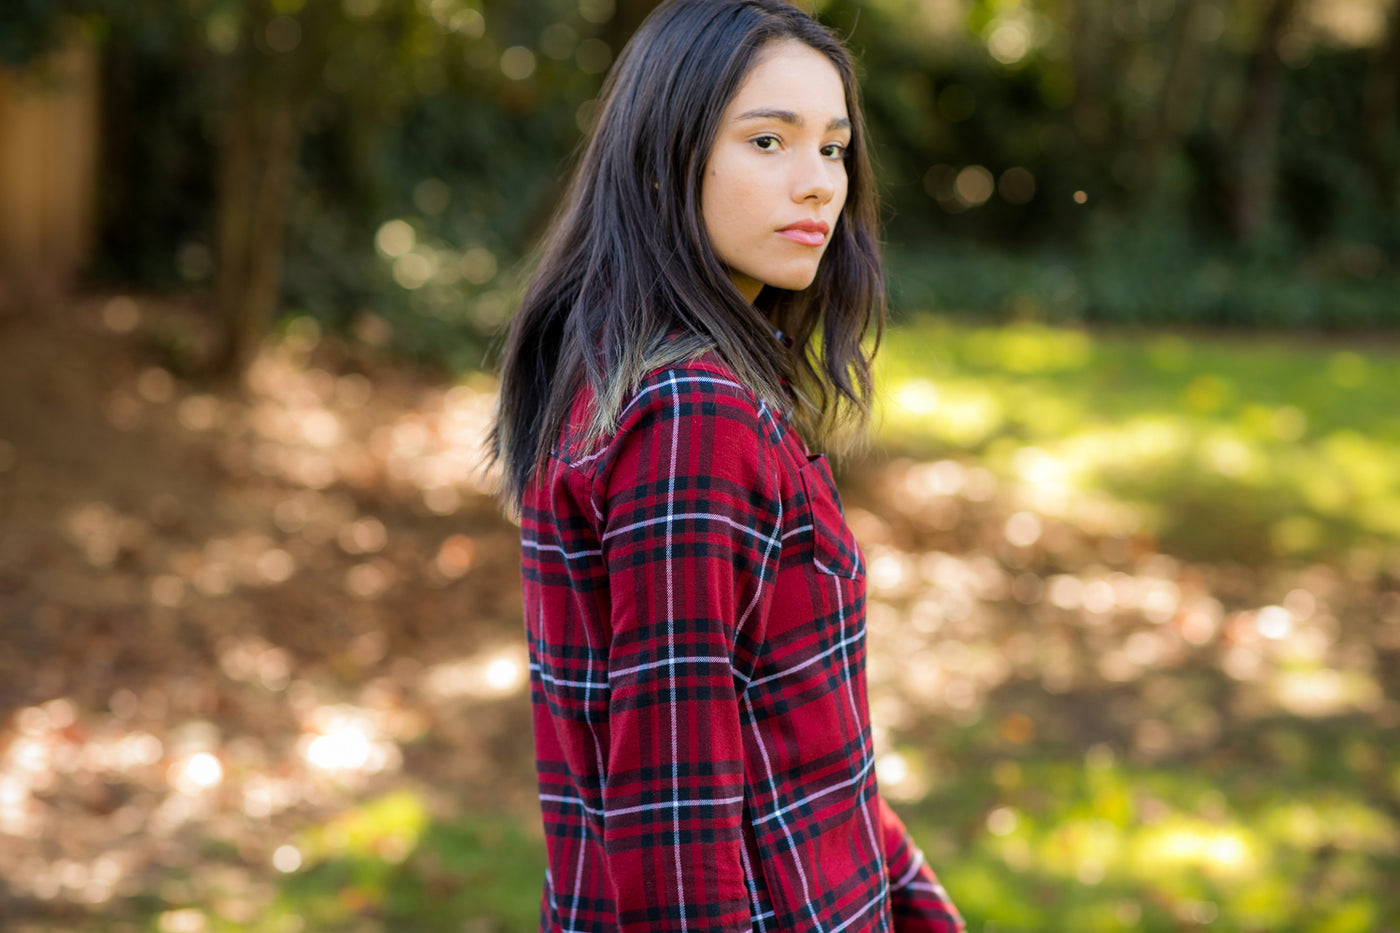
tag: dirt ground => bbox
[0,296,540,923]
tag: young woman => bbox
[491,2,964,931]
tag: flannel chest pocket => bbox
[798,454,863,580]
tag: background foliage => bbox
[5,0,1398,363]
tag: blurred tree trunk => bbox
[1065,0,1111,144]
[1225,0,1299,243]
[213,88,302,379]
[210,1,315,382]
[1143,0,1214,186]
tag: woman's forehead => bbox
[724,40,848,123]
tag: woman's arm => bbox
[593,368,783,933]
[878,796,966,933]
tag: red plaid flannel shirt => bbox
[520,357,963,933]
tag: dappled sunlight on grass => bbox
[849,317,1400,929]
[877,317,1400,562]
[885,378,1007,447]
[266,796,544,933]
[905,744,1400,933]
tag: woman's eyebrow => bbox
[733,108,852,133]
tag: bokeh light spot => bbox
[987,806,1019,836]
[169,752,223,794]
[579,0,614,24]
[500,46,537,81]
[987,21,1031,64]
[273,844,303,873]
[1256,605,1293,640]
[460,247,498,284]
[102,295,140,332]
[375,220,415,258]
[954,165,995,207]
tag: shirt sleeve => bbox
[591,370,783,933]
[878,796,966,933]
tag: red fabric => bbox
[520,356,963,933]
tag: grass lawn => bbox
[875,317,1400,564]
[870,317,1400,933]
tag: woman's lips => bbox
[778,220,829,247]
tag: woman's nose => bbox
[791,147,837,204]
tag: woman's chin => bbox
[763,267,822,294]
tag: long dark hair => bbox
[490,0,884,508]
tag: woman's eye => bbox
[752,135,781,151]
[822,143,848,159]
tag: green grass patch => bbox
[140,794,546,933]
[899,726,1400,933]
[875,316,1400,562]
[275,797,543,933]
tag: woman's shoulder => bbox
[629,353,758,408]
[625,352,791,436]
[558,353,784,468]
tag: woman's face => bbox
[702,40,851,304]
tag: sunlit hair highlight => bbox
[490,0,885,509]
